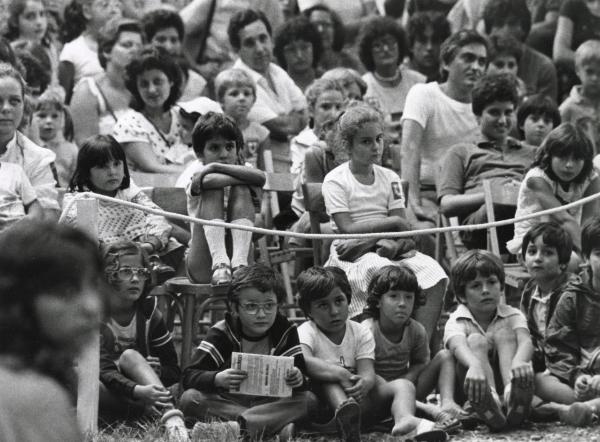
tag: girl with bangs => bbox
[507,122,600,255]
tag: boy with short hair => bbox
[559,40,600,154]
[437,73,537,253]
[214,68,270,169]
[445,250,535,430]
[544,217,600,426]
[516,94,561,148]
[297,266,447,441]
[179,264,315,440]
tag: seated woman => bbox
[112,46,191,174]
[322,104,447,344]
[273,16,322,93]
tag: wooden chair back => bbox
[302,182,326,266]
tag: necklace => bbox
[143,110,172,147]
[373,69,402,86]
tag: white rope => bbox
[63,190,600,240]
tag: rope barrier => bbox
[60,189,600,241]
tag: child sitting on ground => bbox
[185,112,265,286]
[445,250,535,431]
[0,161,42,231]
[516,94,560,148]
[32,90,78,188]
[544,217,600,426]
[100,241,187,441]
[361,265,464,429]
[559,40,600,155]
[297,266,448,441]
[179,264,314,440]
[214,69,270,170]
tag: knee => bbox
[387,378,416,395]
[118,349,144,370]
[179,389,208,418]
[467,333,489,353]
[434,349,454,364]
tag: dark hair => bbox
[358,16,407,73]
[102,240,151,304]
[125,45,182,111]
[407,11,450,49]
[482,0,532,38]
[14,47,51,96]
[0,37,17,66]
[228,264,286,305]
[516,94,560,138]
[273,16,322,70]
[303,5,345,52]
[142,8,184,42]
[191,111,244,157]
[582,217,600,258]
[6,0,51,46]
[296,266,352,317]
[68,134,131,192]
[450,250,505,303]
[363,265,425,319]
[471,73,519,116]
[440,29,488,68]
[98,17,143,69]
[531,123,594,185]
[0,220,104,382]
[488,34,523,64]
[61,0,87,43]
[521,222,573,265]
[227,8,272,51]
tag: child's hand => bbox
[285,367,304,388]
[589,375,600,396]
[575,374,592,400]
[510,360,534,389]
[146,356,162,377]
[133,384,172,408]
[465,364,487,403]
[214,369,247,390]
[343,374,367,403]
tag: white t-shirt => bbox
[233,59,307,124]
[363,68,426,120]
[401,82,479,187]
[298,320,375,372]
[290,127,318,175]
[323,162,405,230]
[0,162,37,229]
[59,35,103,85]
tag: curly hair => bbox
[358,16,407,73]
[273,16,322,70]
[141,8,184,42]
[97,17,142,69]
[0,220,105,385]
[296,266,351,318]
[407,11,450,49]
[530,122,594,185]
[227,8,271,51]
[191,111,244,157]
[228,264,286,305]
[124,45,182,112]
[482,0,532,38]
[363,265,425,319]
[516,94,560,138]
[336,103,383,153]
[450,250,505,304]
[303,5,345,52]
[471,73,519,116]
[69,134,131,192]
[487,34,523,64]
[521,222,573,266]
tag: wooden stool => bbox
[162,277,229,368]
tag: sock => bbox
[230,219,253,268]
[203,222,229,268]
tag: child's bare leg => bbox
[321,382,349,410]
[377,378,421,436]
[416,349,463,418]
[466,334,496,387]
[535,372,576,405]
[187,189,226,283]
[492,327,518,394]
[227,185,255,269]
[413,279,446,349]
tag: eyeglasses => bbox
[372,38,398,52]
[238,302,277,315]
[108,267,150,281]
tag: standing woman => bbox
[70,17,143,146]
[112,46,189,174]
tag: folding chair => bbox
[302,182,327,266]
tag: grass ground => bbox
[90,420,600,442]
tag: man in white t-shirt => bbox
[399,30,487,225]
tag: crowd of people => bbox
[1,0,600,441]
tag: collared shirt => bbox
[233,59,307,124]
[437,137,536,199]
[443,303,528,349]
[0,133,58,211]
[559,85,600,150]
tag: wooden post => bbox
[75,198,100,435]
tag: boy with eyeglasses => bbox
[180,264,315,440]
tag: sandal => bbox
[505,380,534,427]
[210,263,231,286]
[470,387,506,431]
[432,410,461,434]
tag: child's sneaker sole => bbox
[506,380,534,427]
[471,387,506,431]
[335,399,361,442]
